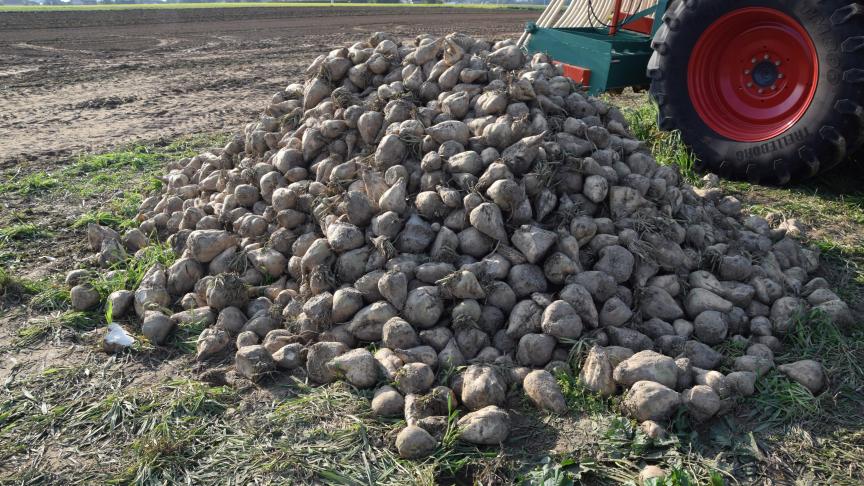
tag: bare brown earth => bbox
[2,7,863,485]
[0,6,535,165]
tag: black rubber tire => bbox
[648,0,864,185]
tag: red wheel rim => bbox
[687,7,819,142]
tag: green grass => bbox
[770,309,864,423]
[519,464,724,486]
[0,266,10,291]
[167,316,210,354]
[524,413,732,485]
[714,339,747,372]
[734,309,864,482]
[0,2,540,12]
[2,243,175,349]
[643,469,725,486]
[624,100,700,183]
[268,380,495,483]
[72,192,144,231]
[64,143,174,197]
[0,133,226,200]
[28,285,72,312]
[0,171,59,196]
[89,242,177,300]
[0,361,248,483]
[11,311,99,348]
[750,372,822,425]
[0,266,38,296]
[1,363,496,484]
[72,210,136,231]
[746,309,863,426]
[0,223,52,243]
[557,372,616,416]
[10,243,175,347]
[0,266,66,308]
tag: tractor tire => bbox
[648,0,864,185]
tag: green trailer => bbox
[524,0,670,95]
[520,0,864,185]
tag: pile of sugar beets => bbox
[67,32,855,460]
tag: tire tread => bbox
[647,0,864,184]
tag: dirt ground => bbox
[0,6,535,165]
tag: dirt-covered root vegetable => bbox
[640,420,667,440]
[613,350,678,389]
[540,300,582,339]
[394,362,435,395]
[457,405,510,445]
[378,271,408,311]
[236,331,258,349]
[777,360,827,395]
[460,365,506,411]
[403,286,444,329]
[171,307,216,328]
[196,328,230,361]
[516,333,556,367]
[523,370,567,414]
[395,425,437,459]
[273,343,304,369]
[426,120,470,145]
[65,30,854,455]
[167,258,204,296]
[621,381,681,422]
[726,371,757,397]
[580,346,617,397]
[326,220,365,252]
[395,345,438,368]
[347,301,397,341]
[216,306,247,334]
[106,290,133,320]
[70,284,101,311]
[379,177,407,214]
[682,385,721,422]
[206,273,249,310]
[142,311,174,345]
[235,345,275,381]
[306,341,349,384]
[303,77,332,110]
[639,466,666,484]
[372,385,405,417]
[326,348,378,388]
[469,203,508,242]
[437,270,485,300]
[331,287,364,323]
[507,264,547,298]
[87,223,120,251]
[373,347,402,381]
[186,230,238,263]
[486,44,525,70]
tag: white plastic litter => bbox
[103,323,135,353]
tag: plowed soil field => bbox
[0,6,535,165]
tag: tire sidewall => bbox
[661,0,846,179]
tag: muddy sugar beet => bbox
[69,31,852,458]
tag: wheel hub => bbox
[687,8,819,142]
[751,60,779,88]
